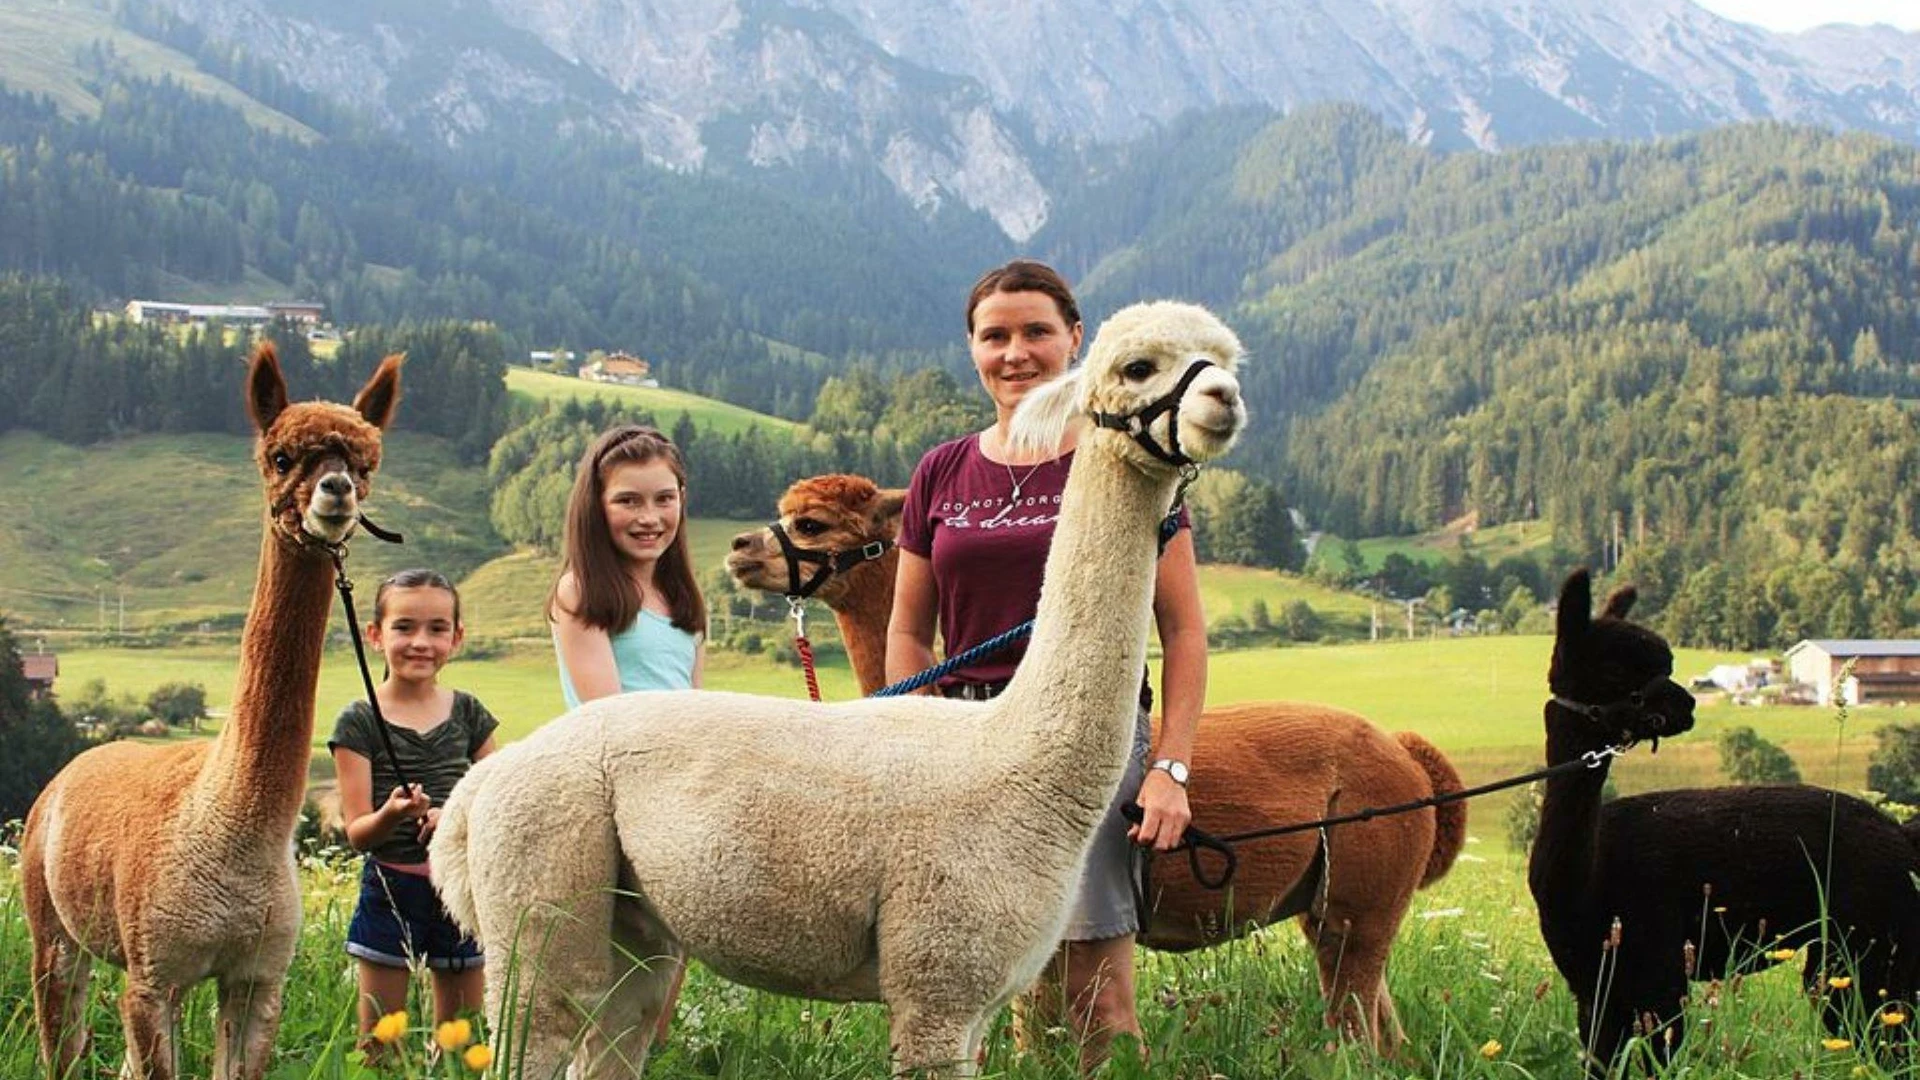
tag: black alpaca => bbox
[1531,569,1920,1073]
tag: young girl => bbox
[548,424,707,1041]
[329,568,500,1050]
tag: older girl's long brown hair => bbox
[548,425,708,637]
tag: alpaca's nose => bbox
[319,474,352,498]
[731,532,754,552]
[1202,382,1240,409]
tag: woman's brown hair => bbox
[965,259,1081,334]
[547,425,708,637]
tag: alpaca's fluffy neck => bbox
[201,523,336,828]
[995,443,1171,812]
[1527,705,1613,915]
[833,549,897,696]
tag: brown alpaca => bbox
[727,473,1467,1047]
[21,343,400,1080]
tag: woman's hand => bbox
[1129,769,1192,851]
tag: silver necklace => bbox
[1005,460,1046,504]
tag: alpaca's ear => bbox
[1556,569,1593,639]
[1600,585,1637,621]
[247,341,288,434]
[1006,367,1085,459]
[872,488,907,532]
[353,353,404,430]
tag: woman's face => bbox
[969,289,1083,419]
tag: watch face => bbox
[1156,759,1188,784]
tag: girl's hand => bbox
[1129,770,1192,852]
[380,783,431,826]
[417,806,442,842]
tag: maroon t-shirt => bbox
[898,433,1187,693]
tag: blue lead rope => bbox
[868,508,1185,699]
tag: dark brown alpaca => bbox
[1533,569,1919,1073]
[728,473,1467,1047]
[21,343,400,1080]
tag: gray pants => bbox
[1062,706,1152,941]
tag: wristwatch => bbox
[1149,758,1190,786]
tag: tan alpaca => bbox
[728,479,1466,1049]
[22,343,401,1080]
[430,301,1246,1078]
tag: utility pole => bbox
[118,588,126,634]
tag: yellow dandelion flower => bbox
[1480,1039,1503,1059]
[1881,1009,1909,1027]
[372,1010,409,1045]
[1768,947,1797,961]
[435,1018,473,1051]
[1823,1037,1853,1051]
[1829,976,1854,990]
[463,1043,495,1071]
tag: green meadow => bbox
[2,830,1908,1078]
[51,632,1910,799]
[504,367,801,438]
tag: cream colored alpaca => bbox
[729,480,1467,1049]
[431,301,1246,1078]
[22,343,400,1080]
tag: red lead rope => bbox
[794,634,823,702]
[788,598,823,702]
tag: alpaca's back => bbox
[1592,784,1920,983]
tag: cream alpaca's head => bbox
[246,341,403,547]
[1009,300,1245,467]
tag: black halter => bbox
[1550,672,1684,747]
[769,520,892,601]
[1090,359,1215,468]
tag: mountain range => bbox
[124,0,1920,241]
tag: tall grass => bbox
[3,836,1911,1079]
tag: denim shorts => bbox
[1061,706,1153,942]
[346,859,484,971]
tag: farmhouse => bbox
[125,300,326,327]
[1784,639,1920,705]
[18,650,56,700]
[579,351,656,386]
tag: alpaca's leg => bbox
[572,898,674,1080]
[1301,913,1365,1039]
[887,1003,981,1079]
[1371,974,1406,1050]
[472,832,622,1080]
[212,975,286,1080]
[29,923,93,1077]
[118,978,181,1080]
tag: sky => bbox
[1691,0,1920,32]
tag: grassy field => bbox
[0,430,501,631]
[51,632,1907,799]
[0,0,314,137]
[1308,518,1558,575]
[1,841,1906,1079]
[504,367,800,438]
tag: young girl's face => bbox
[602,458,684,569]
[369,585,462,684]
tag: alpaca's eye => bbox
[1122,359,1156,381]
[794,518,826,537]
[271,452,294,474]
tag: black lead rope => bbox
[329,513,410,791]
[1122,742,1635,921]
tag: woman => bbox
[884,259,1206,1064]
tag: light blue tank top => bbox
[556,609,698,710]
